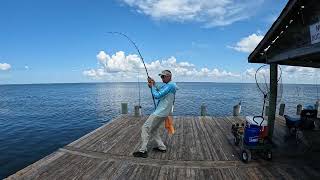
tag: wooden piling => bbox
[134,105,141,117]
[279,103,285,116]
[233,104,241,116]
[121,103,128,114]
[296,104,302,115]
[200,104,207,116]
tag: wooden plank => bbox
[255,165,277,180]
[68,115,130,148]
[201,117,224,160]
[188,117,200,160]
[48,156,102,180]
[147,164,161,180]
[176,167,186,180]
[128,164,144,180]
[7,115,320,180]
[6,150,67,179]
[225,168,244,180]
[180,116,189,160]
[211,117,239,160]
[91,116,143,152]
[195,117,215,160]
[91,116,139,149]
[96,161,121,179]
[80,161,112,179]
[206,117,233,161]
[159,118,174,160]
[168,117,182,160]
[107,118,143,156]
[193,117,210,160]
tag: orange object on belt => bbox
[165,116,175,135]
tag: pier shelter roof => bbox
[249,0,320,68]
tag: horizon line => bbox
[0,81,319,86]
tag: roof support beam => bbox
[267,44,320,64]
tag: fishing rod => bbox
[107,32,157,109]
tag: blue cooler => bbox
[244,126,260,146]
[244,116,266,146]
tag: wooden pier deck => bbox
[6,116,320,179]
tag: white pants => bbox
[139,115,167,152]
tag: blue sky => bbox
[0,0,318,84]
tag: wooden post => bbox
[201,104,207,116]
[279,103,285,116]
[233,103,241,116]
[296,104,302,115]
[121,103,128,114]
[268,64,278,140]
[134,105,141,117]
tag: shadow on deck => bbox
[6,115,320,179]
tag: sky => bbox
[0,0,319,84]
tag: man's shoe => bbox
[152,147,167,153]
[133,151,148,158]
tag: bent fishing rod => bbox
[107,32,157,109]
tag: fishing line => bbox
[107,32,156,109]
[137,68,141,108]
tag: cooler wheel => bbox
[241,149,251,163]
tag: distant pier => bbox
[6,115,320,179]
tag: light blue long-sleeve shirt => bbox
[151,81,177,117]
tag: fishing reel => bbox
[231,123,245,146]
[231,123,245,136]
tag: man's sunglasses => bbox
[160,75,166,79]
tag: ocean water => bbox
[0,82,319,178]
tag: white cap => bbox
[158,70,172,76]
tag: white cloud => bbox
[83,68,107,79]
[120,0,264,27]
[83,69,97,77]
[281,66,319,83]
[229,33,264,53]
[245,68,256,78]
[83,51,239,81]
[0,63,11,71]
[244,67,270,84]
[283,66,315,74]
[244,66,320,84]
[96,51,109,68]
[85,52,319,83]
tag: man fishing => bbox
[133,70,178,158]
